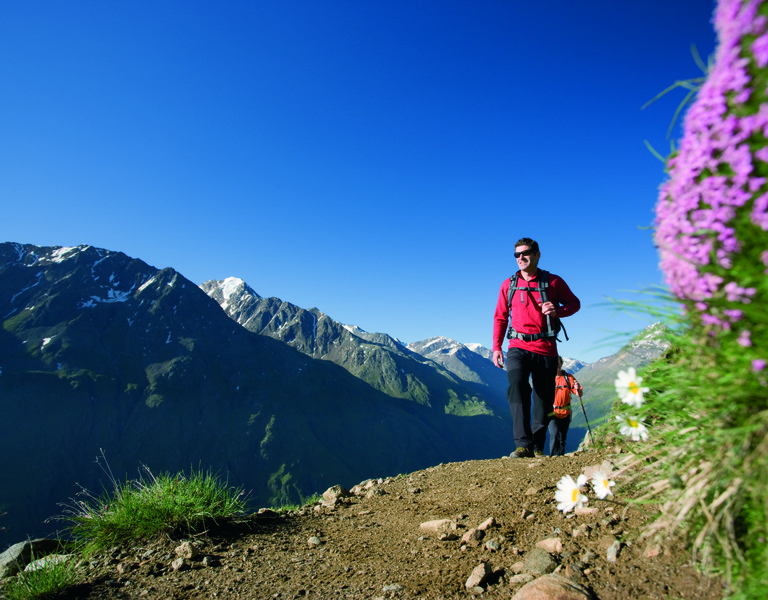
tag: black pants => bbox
[548,414,571,456]
[505,348,558,452]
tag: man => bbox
[492,237,580,458]
[547,356,583,456]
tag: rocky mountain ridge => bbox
[200,277,509,417]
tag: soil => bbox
[16,448,726,600]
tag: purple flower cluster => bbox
[655,0,768,319]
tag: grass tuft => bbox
[2,551,78,600]
[58,455,248,555]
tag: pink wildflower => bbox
[738,330,752,346]
[654,0,767,330]
[724,281,756,302]
[753,31,768,67]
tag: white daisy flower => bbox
[616,414,649,441]
[591,472,615,499]
[614,367,649,408]
[555,474,588,513]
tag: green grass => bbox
[2,552,79,600]
[3,462,252,600]
[603,293,768,598]
[273,492,322,514]
[62,463,248,555]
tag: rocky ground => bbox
[2,447,725,600]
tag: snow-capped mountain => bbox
[200,278,513,418]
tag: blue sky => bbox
[0,1,717,362]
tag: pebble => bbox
[419,519,458,536]
[523,547,557,575]
[465,562,491,589]
[461,528,484,544]
[607,540,622,563]
[175,542,200,560]
[535,537,562,554]
[170,558,189,572]
[511,574,598,600]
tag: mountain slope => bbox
[200,278,509,417]
[569,322,670,435]
[0,245,515,547]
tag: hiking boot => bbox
[509,447,534,458]
[533,450,544,457]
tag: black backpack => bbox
[506,269,569,342]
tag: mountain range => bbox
[0,244,666,548]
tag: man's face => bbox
[515,245,540,271]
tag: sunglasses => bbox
[514,249,535,258]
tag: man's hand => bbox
[492,350,505,369]
[541,301,556,316]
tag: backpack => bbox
[505,269,569,342]
[553,373,575,419]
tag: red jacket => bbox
[492,269,580,357]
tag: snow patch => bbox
[49,247,80,263]
[79,284,135,307]
[343,324,367,335]
[138,276,157,294]
[11,272,44,303]
[221,277,245,300]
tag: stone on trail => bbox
[461,528,484,544]
[465,562,492,589]
[575,506,599,516]
[511,574,598,600]
[606,540,622,563]
[419,519,458,536]
[366,487,387,498]
[323,485,351,503]
[171,557,189,572]
[522,547,557,575]
[535,537,563,554]
[175,541,201,559]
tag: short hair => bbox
[514,237,539,253]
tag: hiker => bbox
[546,356,583,456]
[492,237,580,458]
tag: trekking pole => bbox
[577,393,596,447]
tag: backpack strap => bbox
[506,270,568,341]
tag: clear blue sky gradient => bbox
[0,1,717,362]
